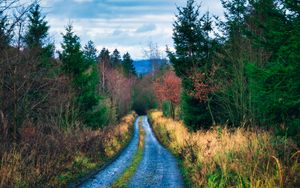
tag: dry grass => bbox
[0,112,137,188]
[149,110,300,188]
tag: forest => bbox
[0,0,299,187]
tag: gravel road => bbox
[79,117,140,188]
[128,116,184,188]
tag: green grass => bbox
[111,121,145,188]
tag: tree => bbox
[60,25,107,128]
[98,48,110,92]
[154,70,181,119]
[110,49,122,67]
[122,52,136,77]
[169,0,214,129]
[24,3,52,52]
[0,12,10,48]
[246,0,300,138]
[83,40,98,62]
[106,68,133,121]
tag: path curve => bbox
[79,117,140,188]
[129,116,184,188]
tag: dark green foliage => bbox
[0,12,10,48]
[110,49,122,67]
[24,4,51,50]
[84,40,98,62]
[122,52,136,76]
[181,91,212,130]
[60,25,83,75]
[99,48,110,64]
[60,25,107,128]
[169,0,214,129]
[162,101,171,118]
[246,7,300,139]
[169,0,299,138]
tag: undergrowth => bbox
[149,110,300,188]
[0,112,137,187]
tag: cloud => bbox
[136,23,156,33]
[40,0,224,59]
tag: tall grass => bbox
[149,110,300,188]
[0,112,137,187]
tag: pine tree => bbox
[99,48,110,64]
[60,25,83,76]
[24,3,51,51]
[246,0,300,139]
[122,52,136,76]
[110,49,122,67]
[84,40,98,63]
[60,25,107,128]
[169,0,214,129]
[0,12,10,48]
[98,48,110,92]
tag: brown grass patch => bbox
[149,110,300,188]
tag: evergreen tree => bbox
[110,49,122,67]
[60,25,107,128]
[246,0,300,139]
[99,48,110,64]
[122,52,136,76]
[24,3,52,52]
[84,40,98,62]
[169,0,214,129]
[60,25,83,75]
[0,12,10,48]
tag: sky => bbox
[39,0,224,60]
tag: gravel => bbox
[129,116,184,188]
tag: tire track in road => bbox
[129,116,184,188]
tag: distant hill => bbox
[133,60,152,75]
[133,59,168,75]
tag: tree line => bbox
[165,0,299,142]
[0,1,137,141]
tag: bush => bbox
[0,112,137,187]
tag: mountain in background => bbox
[133,60,151,75]
[133,59,168,75]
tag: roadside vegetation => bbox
[0,112,136,187]
[112,118,145,188]
[149,110,300,187]
[0,1,138,187]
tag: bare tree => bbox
[144,42,167,77]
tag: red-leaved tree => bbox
[154,70,181,119]
[189,72,211,102]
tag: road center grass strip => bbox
[111,119,145,188]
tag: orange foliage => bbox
[153,70,181,105]
[189,72,216,102]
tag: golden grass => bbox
[149,110,300,188]
[0,112,137,187]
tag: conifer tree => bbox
[169,0,214,129]
[84,40,98,62]
[110,49,122,67]
[0,12,10,48]
[24,3,53,54]
[60,25,107,128]
[122,52,136,77]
